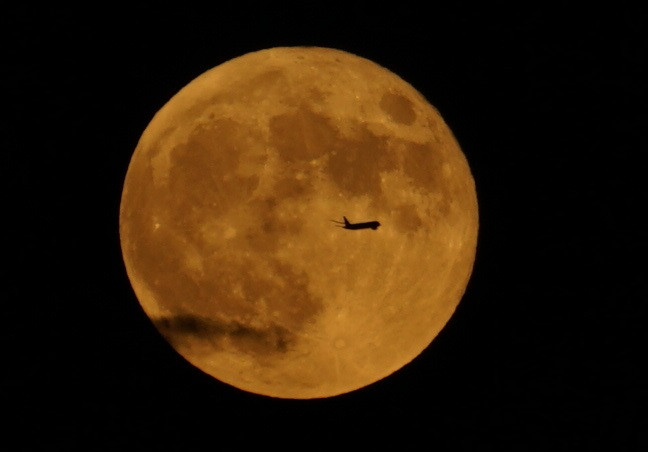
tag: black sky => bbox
[5,4,647,449]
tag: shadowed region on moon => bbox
[268,105,399,200]
[379,91,416,125]
[169,119,261,218]
[392,203,424,234]
[120,46,478,398]
[154,314,292,356]
[266,102,451,210]
[128,236,323,356]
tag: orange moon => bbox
[119,47,478,399]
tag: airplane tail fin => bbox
[343,216,350,226]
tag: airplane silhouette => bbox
[331,216,381,230]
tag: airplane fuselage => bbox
[344,221,380,230]
[332,216,381,230]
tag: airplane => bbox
[331,216,381,230]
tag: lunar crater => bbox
[379,91,417,125]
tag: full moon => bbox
[120,47,478,399]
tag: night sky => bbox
[5,4,646,449]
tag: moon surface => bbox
[119,47,478,399]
